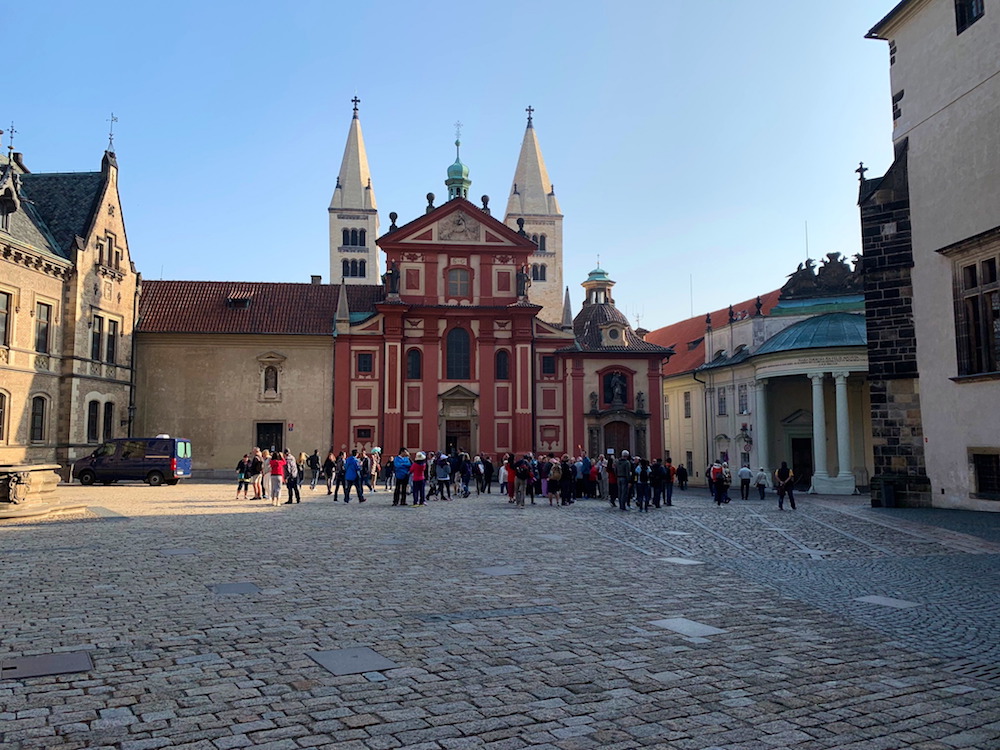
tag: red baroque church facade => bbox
[135,109,671,471]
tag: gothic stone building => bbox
[0,146,140,475]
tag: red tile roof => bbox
[138,281,384,335]
[645,290,782,377]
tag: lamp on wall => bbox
[738,423,752,447]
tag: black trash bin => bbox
[882,480,896,508]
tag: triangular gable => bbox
[378,198,535,251]
[440,384,479,400]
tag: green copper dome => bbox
[446,139,471,199]
[586,267,611,282]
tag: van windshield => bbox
[94,443,115,457]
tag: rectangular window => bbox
[685,450,693,476]
[663,394,670,421]
[103,402,115,441]
[87,401,100,443]
[717,388,727,416]
[541,355,556,375]
[0,392,5,442]
[30,397,46,442]
[91,315,103,360]
[35,302,52,354]
[0,291,9,346]
[738,383,749,414]
[955,248,1000,376]
[683,391,692,418]
[356,427,373,440]
[357,352,374,373]
[972,452,1000,500]
[106,319,118,364]
[955,0,985,34]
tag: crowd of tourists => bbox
[235,446,799,511]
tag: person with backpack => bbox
[306,449,321,490]
[649,458,666,508]
[754,466,770,500]
[235,454,251,500]
[634,458,652,512]
[675,462,688,490]
[283,449,301,504]
[482,454,494,493]
[546,454,561,505]
[410,451,428,506]
[615,451,633,511]
[774,461,796,510]
[559,454,575,506]
[513,454,533,507]
[664,457,676,506]
[435,453,453,500]
[392,448,412,506]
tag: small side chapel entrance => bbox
[603,421,631,456]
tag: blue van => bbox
[72,436,192,486]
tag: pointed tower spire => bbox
[329,97,381,286]
[561,286,574,329]
[505,108,564,324]
[336,279,351,324]
[445,121,471,200]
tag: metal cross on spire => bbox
[351,96,360,115]
[855,161,868,182]
[525,105,534,125]
[7,121,17,156]
[107,112,118,152]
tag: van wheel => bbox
[147,471,165,487]
[78,470,96,486]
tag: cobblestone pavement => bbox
[2,482,999,749]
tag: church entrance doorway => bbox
[256,422,284,453]
[791,437,813,489]
[446,420,472,455]
[603,421,631,456]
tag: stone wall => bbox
[860,145,931,507]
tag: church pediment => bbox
[379,198,533,251]
[440,384,479,401]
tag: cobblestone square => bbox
[2,483,999,749]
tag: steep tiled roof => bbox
[645,290,782,377]
[138,281,384,335]
[566,302,673,355]
[20,171,105,256]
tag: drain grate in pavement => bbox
[854,595,921,609]
[416,605,561,623]
[943,659,1000,684]
[160,548,200,556]
[208,582,261,595]
[0,651,93,680]
[309,647,399,676]
[474,565,523,576]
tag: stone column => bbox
[834,372,855,490]
[754,378,769,474]
[808,372,829,490]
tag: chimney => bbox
[310,275,322,285]
[12,153,29,173]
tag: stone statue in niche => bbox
[636,391,645,412]
[605,371,627,405]
[516,265,531,297]
[590,391,599,411]
[383,260,400,295]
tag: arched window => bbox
[359,260,366,277]
[350,259,359,277]
[350,228,359,246]
[30,396,46,442]
[342,259,350,278]
[447,268,471,297]
[531,233,539,245]
[264,366,278,393]
[539,264,547,281]
[531,264,538,281]
[359,229,366,246]
[446,328,471,380]
[103,402,115,441]
[342,229,350,246]
[406,349,422,379]
[0,391,7,442]
[495,349,510,380]
[539,234,546,252]
[87,400,100,443]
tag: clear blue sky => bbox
[10,0,899,329]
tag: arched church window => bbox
[406,349,422,379]
[495,349,510,380]
[264,366,278,393]
[447,268,471,297]
[360,260,367,276]
[531,233,539,245]
[539,234,546,252]
[359,229,366,246]
[342,259,350,278]
[531,264,538,281]
[342,229,350,246]
[350,229,359,246]
[538,264,547,281]
[350,260,359,277]
[446,327,471,380]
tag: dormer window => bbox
[227,298,251,309]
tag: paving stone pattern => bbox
[2,482,999,749]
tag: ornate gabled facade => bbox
[0,144,140,473]
[133,109,673,472]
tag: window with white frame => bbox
[738,383,749,414]
[954,247,1000,376]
